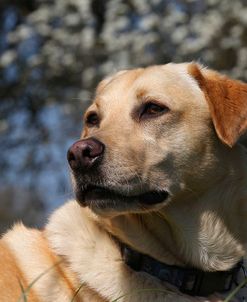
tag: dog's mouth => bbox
[76,185,169,209]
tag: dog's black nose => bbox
[67,138,105,171]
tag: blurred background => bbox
[1,0,247,233]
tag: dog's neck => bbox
[100,144,247,272]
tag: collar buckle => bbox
[180,268,237,296]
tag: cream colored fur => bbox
[1,63,247,302]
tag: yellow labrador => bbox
[1,63,247,302]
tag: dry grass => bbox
[16,262,246,302]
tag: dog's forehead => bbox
[93,63,206,110]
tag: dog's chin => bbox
[75,185,170,216]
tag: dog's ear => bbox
[188,63,247,147]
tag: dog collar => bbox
[120,242,245,297]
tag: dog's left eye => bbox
[141,102,169,119]
[85,112,100,127]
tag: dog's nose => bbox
[67,138,105,171]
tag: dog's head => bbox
[67,63,247,216]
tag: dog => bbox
[1,62,247,302]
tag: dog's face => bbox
[68,63,247,216]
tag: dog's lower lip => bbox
[77,185,169,206]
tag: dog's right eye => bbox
[85,112,100,127]
[140,102,169,119]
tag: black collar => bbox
[120,242,245,297]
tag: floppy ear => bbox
[188,63,247,147]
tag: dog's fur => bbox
[1,63,247,302]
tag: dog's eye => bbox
[85,112,99,127]
[141,102,169,119]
